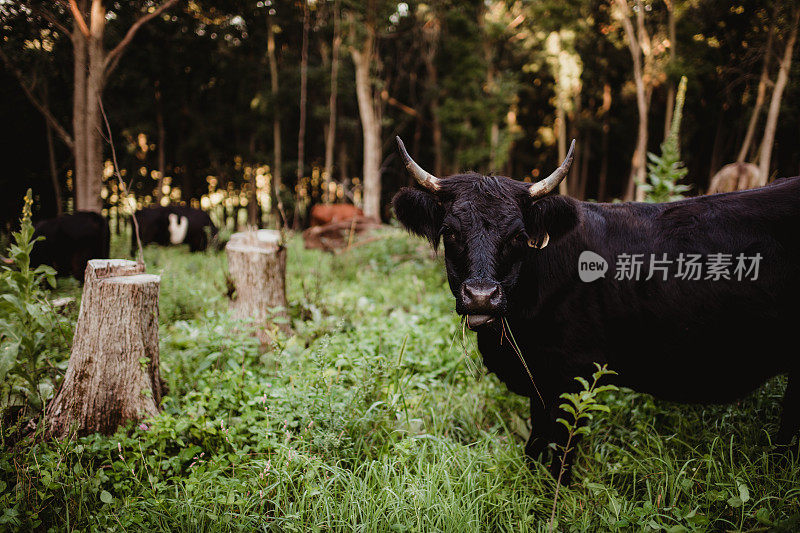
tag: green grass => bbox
[2,229,799,531]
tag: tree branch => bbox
[66,0,90,38]
[103,0,181,76]
[0,46,74,149]
[24,4,71,37]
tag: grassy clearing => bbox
[2,229,799,531]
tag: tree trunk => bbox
[598,83,612,201]
[247,135,259,227]
[70,0,105,214]
[556,108,568,195]
[45,260,162,438]
[226,230,288,343]
[617,0,650,201]
[663,0,677,139]
[422,15,443,176]
[324,0,341,203]
[154,80,167,203]
[708,110,725,183]
[44,86,63,216]
[351,15,382,220]
[72,5,89,211]
[76,0,106,214]
[267,12,282,214]
[757,7,799,185]
[577,125,590,200]
[567,92,581,198]
[297,1,309,184]
[338,140,349,188]
[738,31,772,164]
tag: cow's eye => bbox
[511,231,528,247]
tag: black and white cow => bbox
[132,206,217,254]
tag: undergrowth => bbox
[0,228,798,531]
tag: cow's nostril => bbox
[462,281,502,311]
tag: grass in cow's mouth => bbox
[501,316,545,408]
[3,229,799,531]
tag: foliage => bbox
[643,76,691,202]
[0,191,67,423]
[7,0,800,227]
[550,363,618,531]
[0,231,799,530]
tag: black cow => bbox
[30,211,110,282]
[392,136,800,478]
[132,206,217,254]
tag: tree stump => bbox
[225,230,288,341]
[45,259,162,438]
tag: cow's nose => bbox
[461,280,502,312]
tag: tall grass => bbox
[0,229,798,531]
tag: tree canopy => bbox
[1,0,799,227]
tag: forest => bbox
[2,0,800,224]
[1,0,800,531]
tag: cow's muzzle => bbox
[460,279,503,330]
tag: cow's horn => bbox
[529,139,576,198]
[396,136,440,192]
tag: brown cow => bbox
[309,204,363,227]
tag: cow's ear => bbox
[522,195,579,245]
[392,188,444,250]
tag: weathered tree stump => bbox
[45,259,162,438]
[225,230,288,341]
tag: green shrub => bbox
[0,191,70,428]
[643,76,691,203]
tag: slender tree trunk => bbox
[577,125,590,200]
[44,85,63,216]
[71,0,105,214]
[422,16,443,176]
[617,0,650,201]
[480,4,500,173]
[45,259,162,438]
[248,135,259,226]
[567,93,581,198]
[738,27,772,164]
[351,8,382,220]
[663,0,676,139]
[338,140,348,185]
[757,7,799,185]
[708,110,725,182]
[267,12,282,213]
[79,0,105,214]
[556,105,567,195]
[72,4,89,212]
[297,1,309,184]
[598,83,612,201]
[324,0,341,203]
[154,80,166,203]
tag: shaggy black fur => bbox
[393,172,800,478]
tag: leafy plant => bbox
[549,363,618,532]
[0,191,63,419]
[642,76,691,202]
[2,230,799,530]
